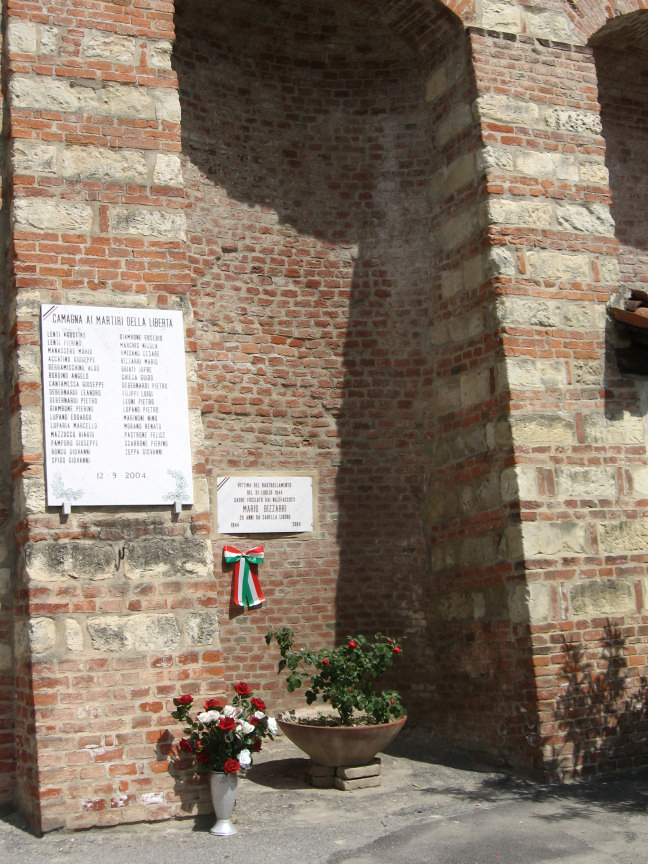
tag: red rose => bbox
[234,682,251,697]
[348,640,357,649]
[223,758,240,773]
[179,739,193,753]
[205,698,223,710]
[177,694,193,705]
[393,646,402,654]
[250,697,266,712]
[218,717,236,731]
[321,658,329,666]
[249,715,260,726]
[252,739,262,752]
[196,751,210,764]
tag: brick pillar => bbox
[468,3,648,777]
[0,13,14,812]
[6,2,219,831]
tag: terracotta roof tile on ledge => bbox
[611,289,648,330]
[611,306,648,330]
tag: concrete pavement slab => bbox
[2,728,648,864]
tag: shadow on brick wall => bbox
[549,623,648,779]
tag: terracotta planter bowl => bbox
[277,708,407,767]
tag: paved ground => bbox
[2,728,648,864]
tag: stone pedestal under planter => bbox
[310,757,382,789]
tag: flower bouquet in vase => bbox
[171,682,276,835]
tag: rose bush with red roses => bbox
[265,628,405,726]
[171,683,276,773]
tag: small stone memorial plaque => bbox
[217,476,314,533]
[41,303,194,507]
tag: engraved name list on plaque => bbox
[41,304,194,507]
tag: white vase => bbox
[209,772,238,836]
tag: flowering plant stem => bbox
[265,628,405,726]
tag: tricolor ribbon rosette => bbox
[223,546,265,608]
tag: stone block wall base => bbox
[308,758,382,789]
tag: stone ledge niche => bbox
[609,286,648,374]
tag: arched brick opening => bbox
[595,9,648,383]
[593,11,648,293]
[569,0,648,44]
[174,0,537,772]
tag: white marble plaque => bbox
[217,476,313,533]
[41,304,194,507]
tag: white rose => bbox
[240,721,255,735]
[267,716,278,736]
[253,710,265,721]
[197,710,220,724]
[222,705,239,718]
[238,749,252,769]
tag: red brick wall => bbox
[6,0,219,832]
[470,26,648,777]
[595,41,648,289]
[0,15,16,811]
[153,0,648,781]
[7,0,648,833]
[412,26,528,766]
[175,0,472,714]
